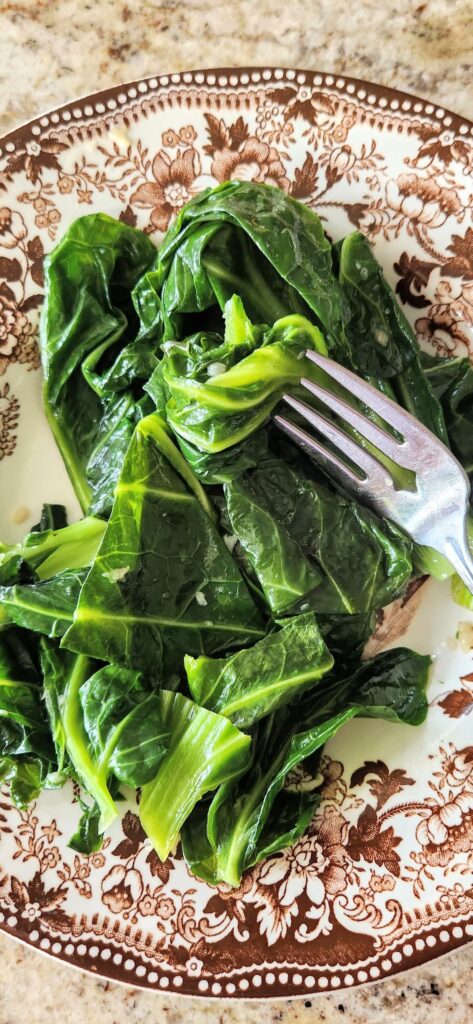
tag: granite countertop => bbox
[1,0,473,1021]
[1,0,473,130]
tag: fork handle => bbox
[444,532,473,596]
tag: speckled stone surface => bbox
[0,0,472,135]
[0,932,472,1023]
[1,0,473,1020]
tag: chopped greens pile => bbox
[1,181,472,887]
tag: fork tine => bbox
[280,393,395,491]
[274,413,367,495]
[299,376,407,464]
[305,350,420,439]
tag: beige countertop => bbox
[1,0,473,1021]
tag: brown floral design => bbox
[0,296,29,374]
[0,67,472,997]
[131,147,200,231]
[205,113,290,189]
[2,138,68,186]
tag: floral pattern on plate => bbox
[0,67,472,997]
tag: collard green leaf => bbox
[341,646,431,726]
[421,352,473,482]
[62,414,264,676]
[185,613,333,728]
[338,231,417,378]
[86,393,154,518]
[0,515,105,585]
[40,643,170,834]
[318,611,375,667]
[0,629,51,759]
[224,456,412,615]
[202,222,309,324]
[451,573,473,610]
[152,181,349,351]
[68,799,103,855]
[40,213,156,511]
[176,429,269,485]
[393,355,450,445]
[182,710,352,886]
[79,664,169,787]
[154,306,327,455]
[337,232,448,444]
[39,647,119,828]
[182,647,430,885]
[39,637,69,776]
[31,504,68,533]
[139,689,252,860]
[0,570,86,638]
[0,756,48,807]
[0,629,55,805]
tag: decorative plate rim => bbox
[1,65,473,149]
[0,66,472,1000]
[0,918,470,1005]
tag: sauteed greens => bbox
[3,180,470,885]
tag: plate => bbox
[0,67,472,1000]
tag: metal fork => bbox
[274,350,473,594]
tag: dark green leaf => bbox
[62,414,264,676]
[79,664,169,787]
[0,515,105,585]
[69,800,103,854]
[152,181,349,351]
[337,231,448,443]
[40,213,156,511]
[0,757,47,807]
[224,456,412,615]
[0,629,55,805]
[338,231,417,377]
[156,301,328,455]
[421,353,473,482]
[0,570,86,638]
[86,393,154,518]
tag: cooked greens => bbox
[182,646,430,885]
[0,570,85,638]
[148,297,328,456]
[134,180,349,350]
[41,214,156,514]
[62,413,264,677]
[185,613,333,728]
[0,628,56,805]
[224,456,412,615]
[139,690,252,860]
[3,179,468,885]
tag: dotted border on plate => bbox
[1,908,472,999]
[1,67,472,160]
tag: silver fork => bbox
[274,349,473,594]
